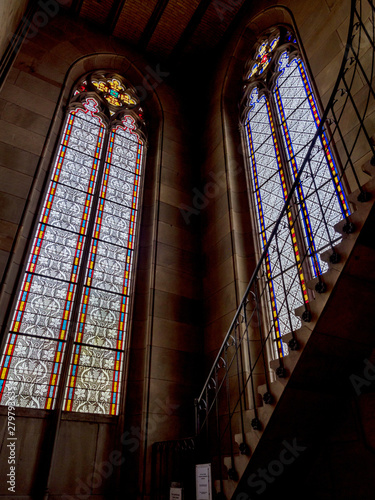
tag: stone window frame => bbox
[0,54,163,423]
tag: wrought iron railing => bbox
[151,0,374,497]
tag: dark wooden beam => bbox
[105,0,127,34]
[70,0,85,15]
[138,0,170,50]
[217,0,250,52]
[168,0,212,64]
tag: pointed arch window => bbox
[242,27,350,358]
[0,73,146,415]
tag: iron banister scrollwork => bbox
[151,1,374,497]
[194,0,374,479]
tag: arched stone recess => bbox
[0,13,201,498]
[0,53,160,499]
[219,5,297,271]
[200,8,297,367]
[201,0,351,384]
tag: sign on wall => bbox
[196,463,212,500]
[170,487,183,500]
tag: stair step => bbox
[212,163,375,499]
[257,380,283,404]
[361,157,375,177]
[223,454,251,479]
[214,478,236,499]
[269,328,311,385]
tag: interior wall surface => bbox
[201,0,374,408]
[199,0,375,497]
[0,0,30,62]
[0,0,374,498]
[200,0,364,376]
[0,9,202,499]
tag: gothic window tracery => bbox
[0,73,145,415]
[242,27,350,357]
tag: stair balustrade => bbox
[151,0,375,497]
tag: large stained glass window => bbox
[242,27,350,358]
[0,73,145,415]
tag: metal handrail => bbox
[151,1,374,496]
[195,0,371,425]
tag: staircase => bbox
[151,0,375,497]
[215,161,375,498]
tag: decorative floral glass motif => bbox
[92,78,137,107]
[74,73,139,110]
[243,28,350,357]
[0,74,145,415]
[249,36,279,78]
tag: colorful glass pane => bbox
[274,52,350,276]
[244,34,350,361]
[92,77,137,107]
[64,116,143,415]
[244,89,306,355]
[249,36,280,78]
[0,76,145,415]
[0,99,105,409]
[74,81,88,96]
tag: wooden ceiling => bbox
[67,0,249,62]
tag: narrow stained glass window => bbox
[242,27,350,357]
[245,88,307,356]
[65,117,143,415]
[0,73,145,415]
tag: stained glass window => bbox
[0,73,145,415]
[242,27,350,357]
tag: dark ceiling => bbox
[66,0,249,63]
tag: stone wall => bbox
[0,0,29,62]
[0,0,374,498]
[0,9,202,499]
[199,0,375,497]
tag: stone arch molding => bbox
[216,4,304,228]
[0,51,165,356]
[60,52,165,117]
[221,5,298,116]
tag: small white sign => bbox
[196,463,212,500]
[170,487,183,500]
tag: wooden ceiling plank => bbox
[218,0,248,51]
[70,0,85,15]
[169,0,211,63]
[105,0,127,34]
[138,0,170,50]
